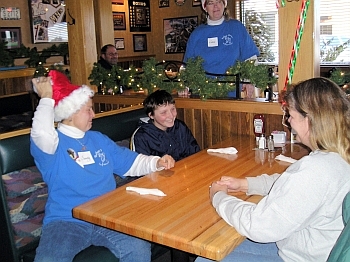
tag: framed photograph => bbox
[114,38,125,50]
[164,16,198,53]
[192,0,201,6]
[128,0,151,32]
[0,27,21,49]
[29,0,68,43]
[159,0,169,7]
[133,34,147,52]
[113,12,126,30]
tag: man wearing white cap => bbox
[183,0,259,97]
[30,70,175,262]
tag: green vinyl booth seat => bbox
[327,191,350,262]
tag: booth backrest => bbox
[0,107,145,262]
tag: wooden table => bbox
[73,135,309,260]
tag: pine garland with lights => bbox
[88,57,277,99]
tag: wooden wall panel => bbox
[92,95,290,149]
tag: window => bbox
[235,0,279,65]
[320,0,350,66]
[235,0,350,66]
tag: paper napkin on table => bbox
[126,186,166,196]
[207,147,238,154]
[275,154,297,164]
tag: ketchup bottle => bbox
[253,114,265,145]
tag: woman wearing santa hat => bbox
[30,70,175,262]
[183,0,259,97]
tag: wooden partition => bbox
[93,95,289,149]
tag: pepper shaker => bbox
[267,135,275,152]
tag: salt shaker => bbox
[267,135,275,151]
[258,134,266,149]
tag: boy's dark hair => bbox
[143,90,175,116]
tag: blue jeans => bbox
[195,239,282,262]
[34,220,151,262]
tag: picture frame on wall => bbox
[192,0,201,6]
[0,27,21,49]
[113,12,126,30]
[133,34,147,52]
[164,16,198,53]
[128,0,151,32]
[112,0,124,4]
[29,0,68,43]
[159,0,169,8]
[114,38,125,50]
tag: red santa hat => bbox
[201,0,227,10]
[48,70,94,122]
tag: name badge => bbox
[208,37,218,47]
[77,151,95,167]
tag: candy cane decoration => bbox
[284,0,310,90]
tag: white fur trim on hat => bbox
[54,85,94,122]
[201,0,227,10]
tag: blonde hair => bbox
[283,77,350,164]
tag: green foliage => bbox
[34,62,70,78]
[227,60,277,90]
[179,57,236,99]
[329,68,350,93]
[88,57,275,99]
[0,43,69,68]
[0,41,15,67]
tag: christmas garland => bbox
[88,57,276,99]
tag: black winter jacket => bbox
[133,119,200,161]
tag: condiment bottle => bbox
[254,114,265,145]
[267,135,274,151]
[258,134,266,149]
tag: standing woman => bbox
[183,0,259,76]
[196,78,350,261]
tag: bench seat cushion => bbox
[2,166,47,249]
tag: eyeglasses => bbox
[106,52,118,57]
[207,0,223,6]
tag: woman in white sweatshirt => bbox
[196,77,350,262]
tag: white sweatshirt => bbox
[213,151,350,261]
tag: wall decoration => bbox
[113,12,126,30]
[0,27,21,49]
[164,16,198,53]
[29,0,67,43]
[133,34,147,52]
[192,0,201,6]
[114,38,125,50]
[0,7,21,20]
[112,0,124,4]
[159,0,169,8]
[175,0,185,6]
[128,0,151,32]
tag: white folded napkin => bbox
[275,154,297,164]
[207,147,238,154]
[126,186,166,196]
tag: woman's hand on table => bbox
[217,176,249,193]
[209,182,228,202]
[157,154,175,170]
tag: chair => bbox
[327,192,350,261]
